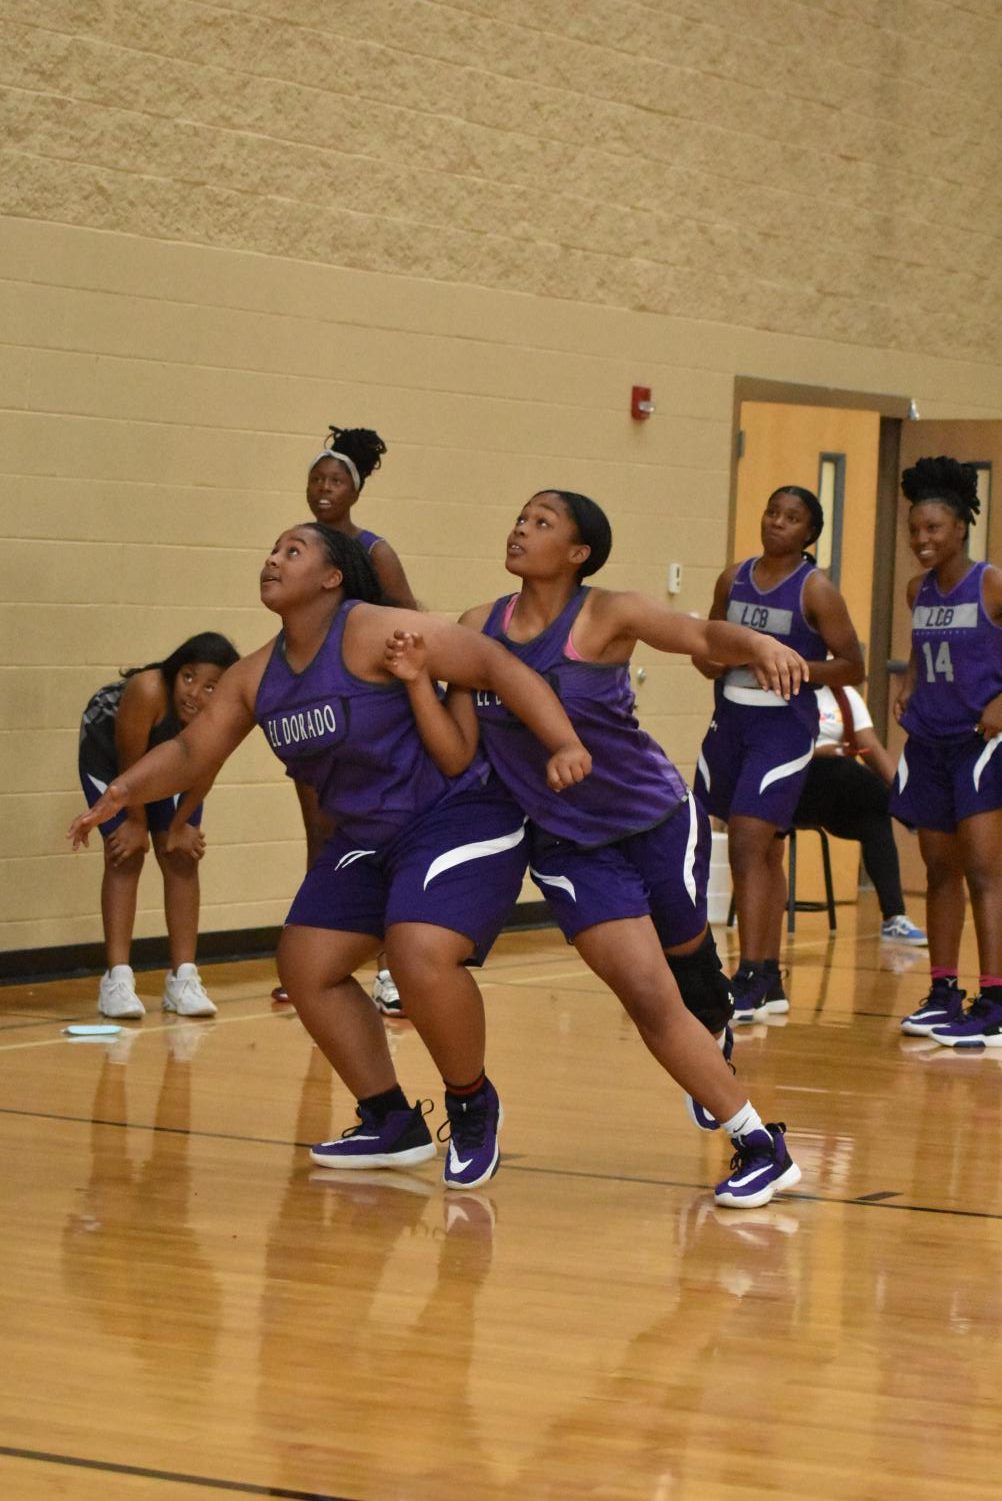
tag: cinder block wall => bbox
[2,1,1001,955]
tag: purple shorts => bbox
[528,791,710,948]
[696,699,815,830]
[79,756,202,837]
[285,785,528,965]
[890,732,1002,833]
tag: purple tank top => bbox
[721,557,825,731]
[255,600,488,845]
[476,588,687,847]
[355,528,382,554]
[902,562,1002,740]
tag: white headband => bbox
[310,450,361,492]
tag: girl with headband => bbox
[275,425,419,1015]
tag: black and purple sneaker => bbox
[684,1025,735,1132]
[731,968,789,1024]
[930,993,1002,1048]
[310,1100,435,1170]
[715,1122,801,1209]
[440,1079,503,1190]
[900,978,966,1036]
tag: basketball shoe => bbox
[900,977,965,1035]
[163,963,217,1017]
[714,1123,801,1209]
[310,1100,435,1170]
[372,968,405,1018]
[440,1080,502,1190]
[684,1025,735,1131]
[929,993,1002,1048]
[98,965,145,1019]
[731,967,789,1023]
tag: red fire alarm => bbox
[631,385,654,421]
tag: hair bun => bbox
[325,425,387,487]
[901,455,980,519]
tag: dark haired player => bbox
[388,489,809,1209]
[892,457,1002,1044]
[693,485,864,1022]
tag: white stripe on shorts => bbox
[682,790,698,907]
[758,744,814,796]
[973,733,1002,792]
[423,820,526,891]
[528,868,577,903]
[896,748,909,794]
[335,849,376,871]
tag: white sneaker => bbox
[98,965,145,1019]
[371,968,404,1018]
[880,915,928,945]
[163,963,217,1017]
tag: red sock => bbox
[930,967,958,983]
[443,1071,485,1097]
[979,975,1002,990]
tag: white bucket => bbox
[706,831,732,925]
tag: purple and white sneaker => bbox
[440,1079,503,1190]
[731,968,789,1024]
[900,978,966,1036]
[930,994,1002,1048]
[715,1122,801,1210]
[310,1100,435,1170]
[684,1025,735,1131]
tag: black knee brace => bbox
[667,930,734,1034]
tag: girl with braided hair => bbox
[306,425,417,611]
[70,523,592,1190]
[278,425,418,1013]
[892,457,1002,1044]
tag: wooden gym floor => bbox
[1,898,998,1501]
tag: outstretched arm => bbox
[417,619,591,790]
[384,630,479,776]
[69,655,265,849]
[593,589,809,700]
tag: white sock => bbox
[721,1101,764,1139]
[109,964,134,981]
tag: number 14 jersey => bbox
[902,561,1002,741]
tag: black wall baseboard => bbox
[1,902,555,985]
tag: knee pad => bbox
[667,930,734,1034]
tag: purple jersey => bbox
[355,528,383,554]
[255,600,489,845]
[902,562,1002,740]
[721,557,825,732]
[475,588,687,847]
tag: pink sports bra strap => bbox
[500,591,586,659]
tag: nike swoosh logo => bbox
[449,1145,473,1174]
[728,1164,773,1188]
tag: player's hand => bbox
[68,784,129,851]
[545,741,592,791]
[166,824,206,861]
[748,638,808,699]
[106,818,149,865]
[383,629,428,684]
[976,694,1002,740]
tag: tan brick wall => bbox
[2,1,1001,954]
